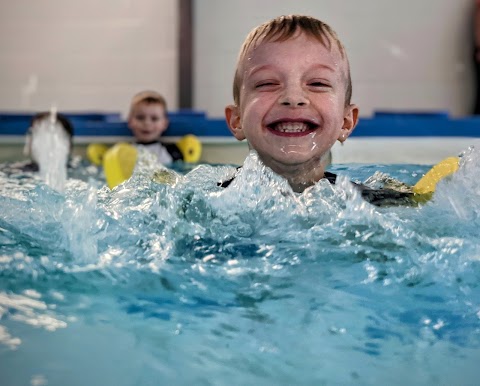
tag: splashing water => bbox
[0,147,479,385]
[30,114,70,193]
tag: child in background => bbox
[1,111,76,192]
[128,90,183,164]
[221,14,415,206]
[20,111,74,172]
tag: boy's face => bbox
[226,32,358,175]
[128,102,169,143]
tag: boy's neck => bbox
[136,139,160,145]
[288,172,326,193]
[265,160,327,193]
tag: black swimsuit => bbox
[218,169,415,207]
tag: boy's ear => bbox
[225,104,245,140]
[339,104,359,143]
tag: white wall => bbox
[0,0,178,117]
[194,0,475,118]
[0,0,475,121]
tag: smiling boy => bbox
[225,15,358,193]
[128,90,183,164]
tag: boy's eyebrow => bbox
[309,63,336,73]
[247,62,337,78]
[247,64,275,77]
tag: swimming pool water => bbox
[0,149,479,386]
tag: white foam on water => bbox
[30,114,70,193]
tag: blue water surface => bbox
[0,148,479,386]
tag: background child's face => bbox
[226,32,357,173]
[128,102,169,143]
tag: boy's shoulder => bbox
[8,160,39,173]
[162,142,183,161]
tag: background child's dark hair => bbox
[30,112,74,139]
[28,112,75,154]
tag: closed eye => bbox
[309,81,330,87]
[255,81,279,88]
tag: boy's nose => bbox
[279,87,309,107]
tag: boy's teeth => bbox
[274,122,309,133]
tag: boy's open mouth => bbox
[267,121,317,136]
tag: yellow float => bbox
[86,135,202,189]
[88,139,459,196]
[176,134,202,163]
[86,143,109,166]
[102,142,138,189]
[412,156,459,195]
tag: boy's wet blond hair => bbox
[233,15,352,106]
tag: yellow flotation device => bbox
[86,143,109,166]
[103,142,138,189]
[177,134,202,163]
[412,156,459,195]
[89,140,459,195]
[86,135,202,189]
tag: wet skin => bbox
[226,32,359,191]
